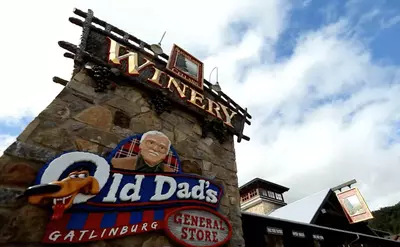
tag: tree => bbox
[369,202,400,234]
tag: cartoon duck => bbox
[24,169,100,220]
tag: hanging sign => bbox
[166,44,204,91]
[336,188,373,224]
[24,131,230,245]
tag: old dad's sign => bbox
[24,130,232,246]
[106,38,237,129]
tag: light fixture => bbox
[211,81,221,92]
[150,31,166,55]
[209,66,221,92]
[84,62,93,70]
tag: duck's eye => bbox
[78,173,87,178]
[69,174,78,178]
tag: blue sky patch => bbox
[0,116,32,137]
[274,0,400,65]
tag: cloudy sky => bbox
[1,0,400,211]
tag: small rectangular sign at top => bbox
[167,44,204,91]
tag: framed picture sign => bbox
[336,188,374,224]
[167,44,204,91]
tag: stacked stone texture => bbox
[243,201,281,215]
[0,70,245,247]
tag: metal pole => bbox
[209,66,218,83]
[159,31,166,45]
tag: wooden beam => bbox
[52,76,68,86]
[64,52,75,59]
[331,179,357,192]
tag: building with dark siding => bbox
[240,178,400,247]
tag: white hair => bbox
[140,130,171,152]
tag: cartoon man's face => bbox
[139,134,169,166]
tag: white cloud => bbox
[380,15,400,29]
[228,19,400,210]
[0,0,399,211]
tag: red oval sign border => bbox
[163,206,233,247]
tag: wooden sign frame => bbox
[336,188,373,224]
[167,44,204,91]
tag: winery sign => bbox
[61,9,251,143]
[24,131,232,246]
[106,38,237,129]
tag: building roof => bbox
[239,177,290,194]
[268,188,332,223]
[242,212,400,244]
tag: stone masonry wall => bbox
[243,202,266,215]
[261,201,281,215]
[0,69,244,247]
[243,200,281,215]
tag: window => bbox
[249,189,257,198]
[292,231,305,238]
[266,227,283,235]
[313,234,324,247]
[241,189,259,203]
[312,234,324,240]
[275,193,283,200]
[268,191,275,198]
[264,234,284,247]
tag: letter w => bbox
[107,38,154,75]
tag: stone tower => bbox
[0,8,251,247]
[240,178,289,215]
